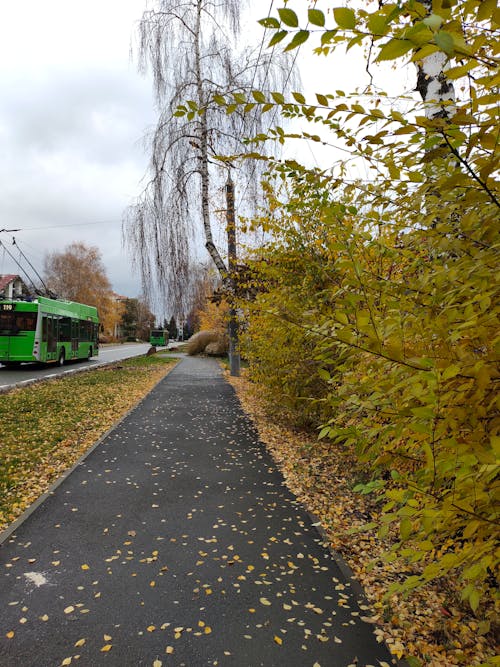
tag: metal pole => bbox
[226,172,240,377]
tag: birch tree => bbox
[124,0,291,317]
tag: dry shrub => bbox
[186,330,227,356]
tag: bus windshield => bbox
[0,312,37,335]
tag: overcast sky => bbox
[0,1,160,301]
[0,1,413,316]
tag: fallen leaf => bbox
[101,644,112,652]
[64,606,74,614]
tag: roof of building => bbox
[0,274,19,291]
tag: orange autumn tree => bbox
[43,242,119,337]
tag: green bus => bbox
[149,329,168,347]
[0,296,99,367]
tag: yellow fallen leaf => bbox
[104,634,112,641]
[6,630,14,639]
[153,660,162,667]
[147,626,156,632]
[204,626,212,634]
[274,635,283,645]
[61,658,72,666]
[74,638,86,647]
[260,597,271,606]
[81,564,89,571]
[64,606,74,614]
[40,615,49,622]
[101,644,112,652]
[165,647,174,655]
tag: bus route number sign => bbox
[1,304,14,311]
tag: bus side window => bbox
[59,317,71,342]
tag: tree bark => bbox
[195,0,228,278]
[416,1,455,120]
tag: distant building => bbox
[0,275,31,299]
[111,292,128,339]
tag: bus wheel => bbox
[58,349,65,366]
[87,347,93,361]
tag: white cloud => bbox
[0,1,153,300]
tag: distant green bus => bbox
[149,329,168,346]
[0,296,99,366]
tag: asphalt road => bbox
[0,356,396,666]
[0,343,153,391]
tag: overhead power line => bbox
[0,220,122,232]
[11,237,52,296]
[0,239,40,295]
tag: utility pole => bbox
[225,172,240,377]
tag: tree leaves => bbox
[284,30,310,52]
[308,9,325,27]
[376,38,414,61]
[333,7,356,30]
[277,8,298,28]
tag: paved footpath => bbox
[0,357,395,667]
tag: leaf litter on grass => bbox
[0,356,177,533]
